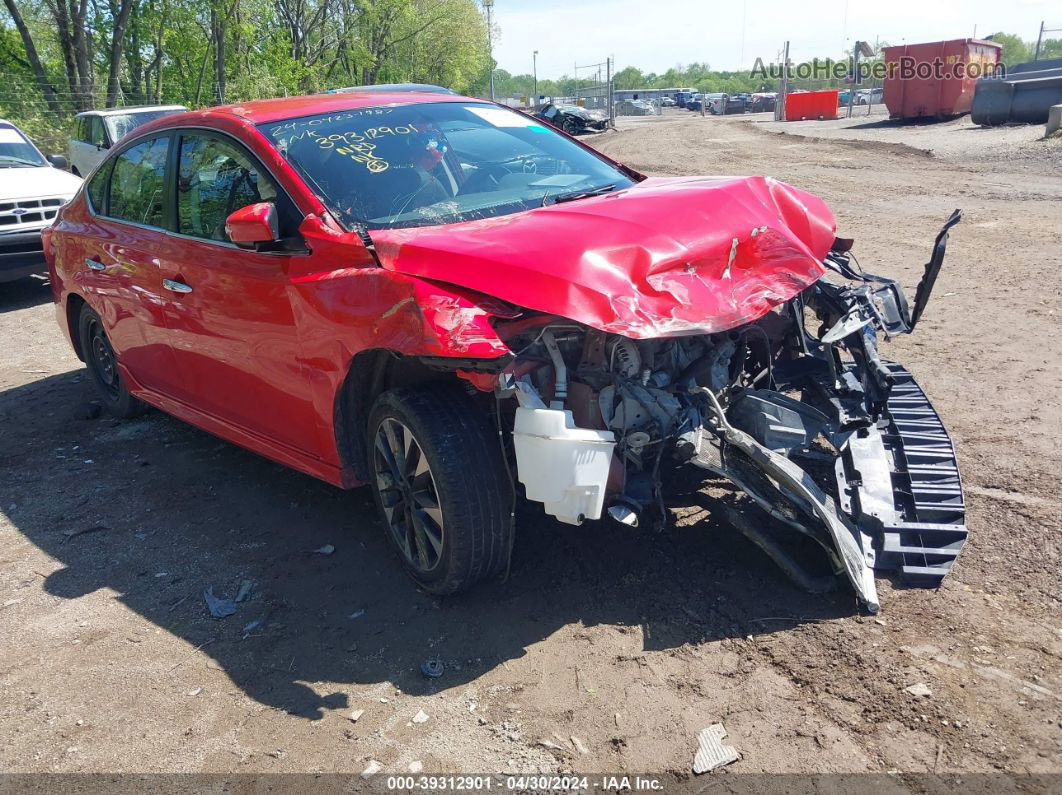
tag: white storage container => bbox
[512,407,616,525]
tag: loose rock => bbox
[362,760,382,777]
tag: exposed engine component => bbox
[497,211,967,613]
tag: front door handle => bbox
[85,258,105,271]
[163,278,193,294]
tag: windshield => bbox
[105,109,184,142]
[260,102,635,230]
[0,124,46,167]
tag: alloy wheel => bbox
[373,417,445,573]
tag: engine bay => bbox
[494,213,967,612]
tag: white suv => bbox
[67,105,186,176]
[0,119,82,283]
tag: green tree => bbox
[1036,38,1062,59]
[989,32,1031,66]
[612,65,644,90]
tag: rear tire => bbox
[78,304,145,418]
[367,384,513,595]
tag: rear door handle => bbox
[85,258,105,271]
[163,278,193,294]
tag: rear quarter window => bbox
[86,161,111,213]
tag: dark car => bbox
[750,93,777,112]
[532,103,608,134]
[726,93,751,113]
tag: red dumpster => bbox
[883,39,1001,120]
[784,90,839,121]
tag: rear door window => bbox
[107,136,170,227]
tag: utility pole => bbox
[533,50,538,102]
[606,55,613,126]
[1034,21,1045,60]
[775,40,790,120]
[484,0,495,100]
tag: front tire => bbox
[78,304,145,418]
[367,385,513,594]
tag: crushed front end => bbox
[496,211,966,613]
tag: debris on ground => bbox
[420,658,444,678]
[202,588,237,619]
[904,682,933,698]
[348,609,365,619]
[186,688,202,696]
[234,579,254,602]
[692,724,740,774]
[412,710,429,724]
[409,761,424,773]
[241,619,264,636]
[538,738,568,753]
[362,760,382,777]
[349,709,364,722]
[571,736,589,755]
[313,544,335,556]
[62,524,107,542]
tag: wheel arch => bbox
[65,292,88,362]
[333,349,468,485]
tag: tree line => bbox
[0,0,491,150]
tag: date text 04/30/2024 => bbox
[383,775,665,791]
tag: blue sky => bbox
[490,0,1056,78]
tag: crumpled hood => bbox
[370,176,836,338]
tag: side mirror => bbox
[225,202,279,249]
[47,154,69,170]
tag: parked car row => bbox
[838,87,883,106]
[614,99,656,116]
[683,93,741,114]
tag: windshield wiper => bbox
[0,156,40,167]
[542,183,618,206]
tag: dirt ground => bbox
[1,111,1060,778]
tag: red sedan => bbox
[45,88,966,610]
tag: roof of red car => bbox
[201,91,482,125]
